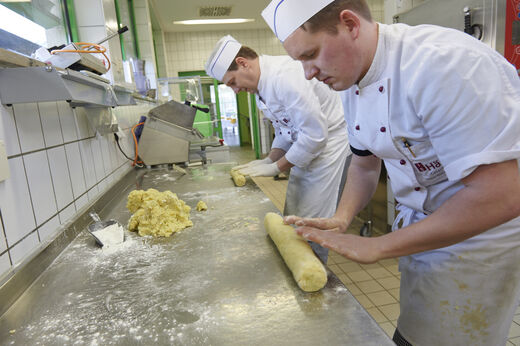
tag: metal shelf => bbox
[0,66,136,108]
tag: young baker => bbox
[205,36,352,263]
[262,0,520,344]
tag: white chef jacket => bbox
[341,23,520,346]
[257,55,351,219]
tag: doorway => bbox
[211,84,239,146]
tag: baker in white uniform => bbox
[205,36,352,263]
[262,0,520,345]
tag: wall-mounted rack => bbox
[0,66,136,108]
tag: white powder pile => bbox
[91,223,124,247]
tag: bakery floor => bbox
[228,145,520,344]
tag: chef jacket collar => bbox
[256,55,269,101]
[358,23,387,89]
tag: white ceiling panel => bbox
[150,0,273,33]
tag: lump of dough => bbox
[196,200,207,211]
[126,188,193,237]
[230,169,246,187]
[264,212,327,292]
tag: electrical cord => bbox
[113,133,134,161]
[112,124,145,168]
[51,42,111,71]
[131,122,145,167]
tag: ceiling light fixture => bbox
[173,18,254,25]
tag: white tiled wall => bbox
[153,29,168,78]
[165,29,286,78]
[369,0,385,23]
[0,100,154,282]
[134,0,158,90]
[39,102,64,147]
[24,151,58,225]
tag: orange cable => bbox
[131,122,145,166]
[51,42,111,71]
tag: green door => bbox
[235,91,261,158]
[236,91,251,146]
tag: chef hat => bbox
[262,0,335,42]
[205,35,242,81]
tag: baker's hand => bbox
[284,215,348,233]
[295,227,382,264]
[232,157,273,171]
[239,162,281,177]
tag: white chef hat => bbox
[205,35,242,81]
[262,0,335,42]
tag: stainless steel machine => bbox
[394,0,520,73]
[138,100,225,165]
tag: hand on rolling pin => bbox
[238,162,281,177]
[232,157,273,171]
[294,227,382,264]
[284,215,348,233]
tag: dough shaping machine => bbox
[138,100,223,165]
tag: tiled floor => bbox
[229,146,520,343]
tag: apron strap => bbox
[392,204,415,231]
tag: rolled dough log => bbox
[264,212,327,292]
[230,169,246,187]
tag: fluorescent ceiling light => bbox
[0,1,32,2]
[174,18,254,25]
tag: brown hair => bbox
[228,46,259,71]
[303,0,373,35]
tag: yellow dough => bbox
[196,200,207,211]
[264,212,327,292]
[230,169,246,187]
[126,188,193,237]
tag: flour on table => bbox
[91,223,124,247]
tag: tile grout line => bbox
[13,105,40,246]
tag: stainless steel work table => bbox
[0,164,394,345]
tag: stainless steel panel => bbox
[394,0,501,52]
[495,0,507,56]
[0,66,71,105]
[0,67,118,107]
[0,165,393,345]
[139,125,190,164]
[113,85,137,106]
[148,100,197,129]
